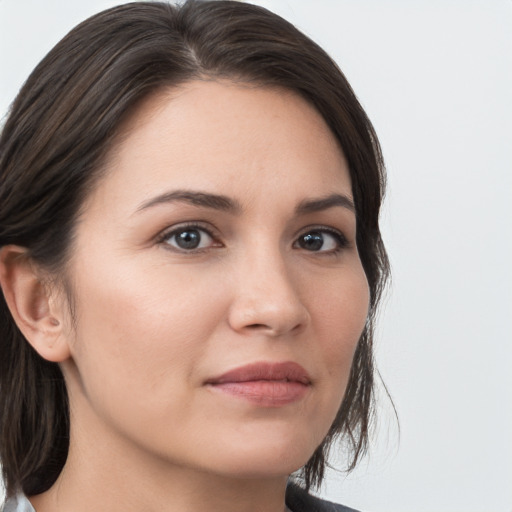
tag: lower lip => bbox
[207,380,309,407]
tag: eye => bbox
[295,229,348,253]
[159,225,218,252]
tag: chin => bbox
[197,427,321,479]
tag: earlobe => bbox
[0,245,71,363]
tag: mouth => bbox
[204,361,311,407]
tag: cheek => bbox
[65,258,229,407]
[310,265,369,382]
[314,263,369,335]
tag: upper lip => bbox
[205,361,311,385]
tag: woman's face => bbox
[60,81,369,479]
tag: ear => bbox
[0,245,71,362]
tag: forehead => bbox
[86,80,352,216]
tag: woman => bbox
[0,2,389,511]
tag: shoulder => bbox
[285,483,361,512]
[1,495,35,512]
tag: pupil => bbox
[176,230,200,249]
[300,232,323,251]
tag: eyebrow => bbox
[295,193,355,215]
[136,190,242,214]
[135,190,355,215]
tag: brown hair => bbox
[0,0,389,498]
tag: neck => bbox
[29,406,290,512]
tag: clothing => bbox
[2,483,360,512]
[1,494,33,512]
[286,483,360,512]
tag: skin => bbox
[2,81,369,512]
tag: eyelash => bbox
[156,223,350,255]
[294,225,350,256]
[156,222,220,253]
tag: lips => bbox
[205,361,311,407]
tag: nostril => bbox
[228,296,310,337]
[247,323,268,329]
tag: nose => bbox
[227,248,310,337]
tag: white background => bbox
[1,1,511,511]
